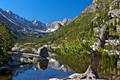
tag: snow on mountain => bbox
[0,8,47,31]
[46,18,71,32]
[0,8,71,37]
[32,20,47,30]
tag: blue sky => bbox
[0,0,93,24]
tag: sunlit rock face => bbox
[93,0,98,3]
[0,8,47,31]
[46,18,71,32]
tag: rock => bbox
[38,47,49,58]
[116,25,120,32]
[49,78,60,80]
[108,9,120,18]
[82,4,97,13]
[93,27,100,33]
[109,0,120,10]
[114,77,120,80]
[92,0,98,3]
[117,60,120,69]
[11,43,20,51]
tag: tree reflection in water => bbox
[54,54,120,79]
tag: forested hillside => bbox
[38,0,120,55]
[0,21,14,62]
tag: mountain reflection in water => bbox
[12,58,73,80]
[0,54,120,80]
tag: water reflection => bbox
[0,68,13,80]
[48,58,71,72]
[37,60,48,70]
[98,55,120,79]
[13,60,49,77]
[12,58,73,80]
[54,54,120,79]
[0,68,12,76]
[0,54,120,80]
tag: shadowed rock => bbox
[38,47,49,58]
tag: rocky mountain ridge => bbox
[38,0,120,46]
[0,8,71,33]
[0,9,47,31]
[46,18,71,32]
[0,8,71,38]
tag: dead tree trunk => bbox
[68,24,109,79]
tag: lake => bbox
[0,53,120,80]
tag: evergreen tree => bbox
[0,21,14,55]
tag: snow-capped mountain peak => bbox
[0,8,71,37]
[46,18,71,32]
[0,8,47,31]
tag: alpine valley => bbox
[0,0,120,80]
[0,8,71,41]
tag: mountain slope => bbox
[0,9,47,31]
[38,0,119,47]
[0,8,71,40]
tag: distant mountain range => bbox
[46,18,71,32]
[0,8,71,37]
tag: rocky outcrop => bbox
[0,8,47,31]
[38,47,49,58]
[11,43,38,53]
[82,3,100,13]
[108,9,120,18]
[92,0,98,3]
[46,18,71,32]
[117,60,120,69]
[117,25,120,32]
[109,0,120,10]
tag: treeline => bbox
[0,21,14,56]
[36,0,120,56]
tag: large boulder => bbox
[38,47,49,58]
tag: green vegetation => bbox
[0,22,14,53]
[54,53,119,78]
[61,40,93,55]
[14,32,40,44]
[23,47,33,52]
[36,0,120,56]
[0,21,14,62]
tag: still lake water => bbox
[13,58,74,80]
[0,53,120,80]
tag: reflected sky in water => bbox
[13,67,73,80]
[1,53,120,80]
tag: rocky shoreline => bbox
[0,51,48,72]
